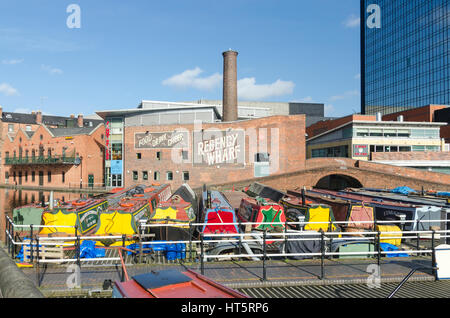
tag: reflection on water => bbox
[0,188,99,241]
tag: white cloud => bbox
[13,108,31,114]
[0,83,19,96]
[238,78,295,100]
[344,15,360,28]
[324,104,335,116]
[41,64,63,75]
[162,67,222,91]
[329,90,360,102]
[299,96,314,103]
[2,59,24,65]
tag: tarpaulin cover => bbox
[437,192,450,197]
[80,240,106,258]
[380,243,409,258]
[282,233,322,260]
[391,187,417,195]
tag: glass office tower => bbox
[361,0,450,115]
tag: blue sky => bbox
[0,0,362,118]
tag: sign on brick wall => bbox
[192,129,245,167]
[353,144,369,157]
[134,131,189,149]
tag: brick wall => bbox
[371,151,450,161]
[203,157,450,192]
[123,115,306,189]
[306,114,376,139]
[2,124,105,188]
[382,105,448,122]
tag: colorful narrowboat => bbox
[199,189,240,236]
[310,188,443,231]
[148,184,198,241]
[298,190,375,231]
[40,197,108,236]
[237,196,286,232]
[280,193,337,232]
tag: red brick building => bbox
[2,122,106,188]
[122,115,306,189]
[382,105,450,143]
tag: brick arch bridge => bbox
[203,158,450,192]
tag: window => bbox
[8,124,14,132]
[356,129,369,137]
[25,171,28,182]
[48,171,51,183]
[5,172,9,180]
[182,171,190,181]
[133,171,138,181]
[182,151,188,160]
[112,143,123,160]
[26,125,32,132]
[369,129,383,137]
[142,171,148,181]
[136,153,142,160]
[156,152,161,161]
[62,171,65,183]
[5,152,9,159]
[32,171,35,182]
[255,153,270,162]
[166,171,173,181]
[154,171,160,181]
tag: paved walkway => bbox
[20,257,435,294]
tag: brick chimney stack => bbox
[36,110,43,125]
[222,50,239,122]
[77,114,84,128]
[0,106,3,119]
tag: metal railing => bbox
[4,215,450,284]
[4,156,77,166]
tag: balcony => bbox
[4,155,78,166]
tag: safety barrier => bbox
[4,215,450,284]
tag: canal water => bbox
[0,188,98,241]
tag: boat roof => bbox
[345,189,448,208]
[115,270,247,298]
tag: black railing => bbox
[4,156,77,165]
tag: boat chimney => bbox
[301,186,306,206]
[397,115,404,122]
[49,191,54,210]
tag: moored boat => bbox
[237,196,286,232]
[40,197,108,236]
[199,188,240,236]
[148,184,198,241]
[280,192,337,232]
[112,269,248,298]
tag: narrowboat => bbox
[199,189,240,236]
[40,197,108,236]
[237,196,286,232]
[280,192,337,232]
[112,269,248,298]
[310,189,444,231]
[245,182,286,203]
[12,203,46,235]
[295,190,375,231]
[148,184,198,241]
